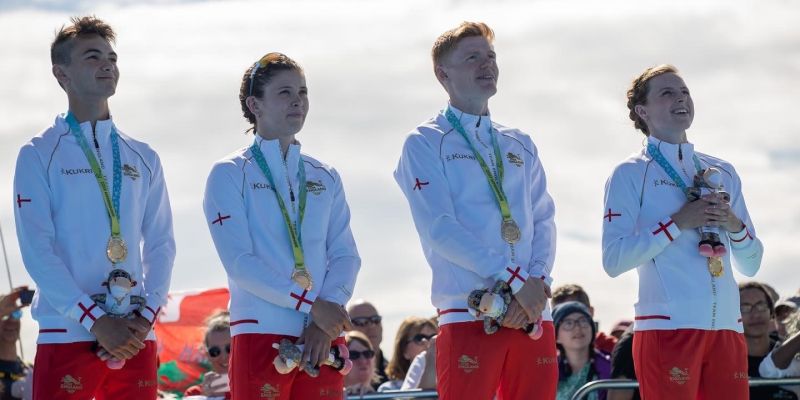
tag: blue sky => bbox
[1,0,798,358]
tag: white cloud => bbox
[1,0,798,360]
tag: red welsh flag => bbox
[155,288,229,395]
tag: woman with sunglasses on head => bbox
[553,302,611,400]
[602,65,764,400]
[344,331,378,396]
[379,317,437,392]
[203,52,361,400]
[185,310,231,399]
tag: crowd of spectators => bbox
[9,281,800,399]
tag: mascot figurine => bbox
[467,280,543,339]
[271,339,353,377]
[687,167,730,258]
[90,269,146,369]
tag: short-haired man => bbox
[347,300,389,387]
[395,21,557,399]
[13,16,175,399]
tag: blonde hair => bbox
[431,21,494,67]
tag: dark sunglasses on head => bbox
[349,349,375,361]
[351,315,382,327]
[208,344,231,358]
[411,333,435,344]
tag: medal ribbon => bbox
[65,112,122,239]
[249,140,308,273]
[445,108,513,223]
[647,143,702,192]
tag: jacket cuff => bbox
[289,288,317,314]
[528,261,552,286]
[728,224,754,248]
[69,296,107,332]
[499,266,529,294]
[650,217,681,246]
[138,303,162,325]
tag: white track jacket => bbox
[602,136,763,332]
[395,105,556,325]
[203,137,360,337]
[13,114,175,343]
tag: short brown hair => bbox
[551,284,591,308]
[239,52,304,132]
[431,21,494,67]
[51,16,116,66]
[385,317,437,381]
[626,64,679,135]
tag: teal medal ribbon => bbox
[445,108,520,244]
[647,143,702,194]
[249,139,312,290]
[65,112,127,264]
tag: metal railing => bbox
[571,377,800,400]
[344,378,800,400]
[346,389,438,399]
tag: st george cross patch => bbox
[413,178,429,191]
[211,212,231,226]
[16,194,31,208]
[604,208,621,222]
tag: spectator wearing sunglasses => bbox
[347,300,388,387]
[344,330,378,396]
[378,317,437,392]
[185,310,231,399]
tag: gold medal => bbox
[107,236,128,264]
[292,269,313,290]
[708,257,724,277]
[501,219,520,244]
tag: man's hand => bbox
[309,299,351,338]
[129,315,152,342]
[513,278,550,323]
[501,299,529,329]
[295,322,333,369]
[90,315,148,360]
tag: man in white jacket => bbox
[602,64,763,399]
[395,22,557,400]
[13,16,175,399]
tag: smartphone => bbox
[19,289,35,306]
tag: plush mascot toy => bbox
[271,339,353,377]
[687,168,730,258]
[467,280,543,339]
[90,269,146,369]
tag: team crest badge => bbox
[506,152,523,167]
[457,354,479,373]
[306,180,326,195]
[669,367,689,385]
[260,383,280,399]
[123,164,140,180]
[60,375,83,394]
